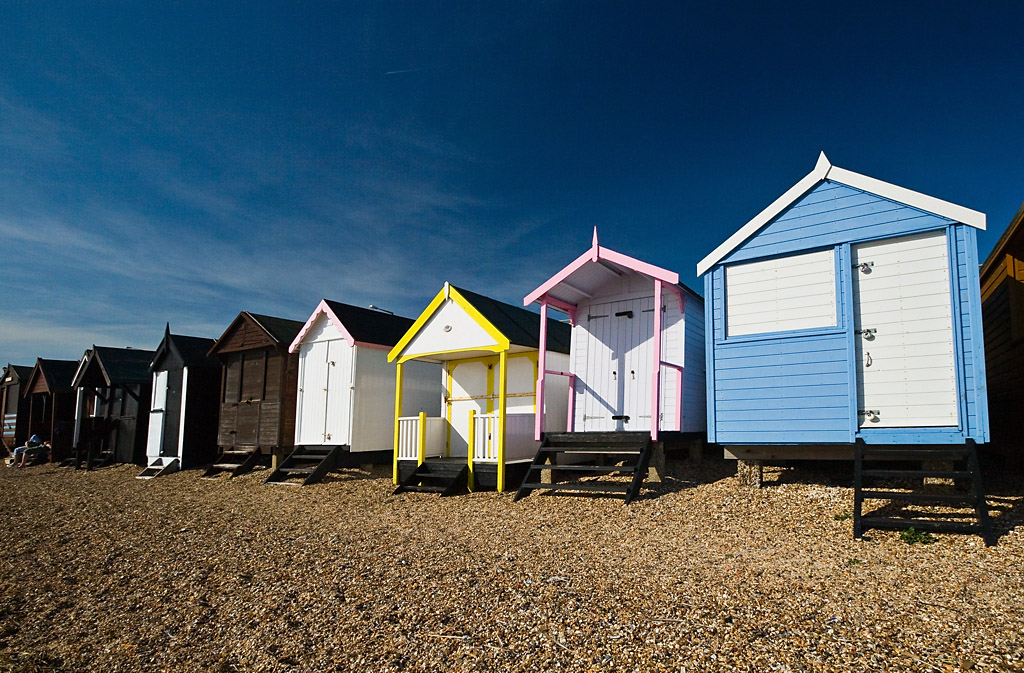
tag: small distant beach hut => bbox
[1,364,32,452]
[699,153,992,542]
[389,283,571,494]
[204,312,303,478]
[71,346,157,468]
[274,300,440,486]
[979,201,1024,460]
[22,359,79,463]
[516,231,706,503]
[139,325,221,479]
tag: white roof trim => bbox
[696,152,986,276]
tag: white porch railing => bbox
[473,412,537,463]
[396,414,446,461]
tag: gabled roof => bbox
[980,201,1024,281]
[455,286,571,352]
[288,299,415,353]
[151,324,219,372]
[524,229,700,311]
[209,311,305,356]
[697,152,987,276]
[389,283,572,363]
[1,364,32,388]
[73,346,158,388]
[24,358,79,395]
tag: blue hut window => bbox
[725,249,837,337]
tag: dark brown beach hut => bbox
[139,326,221,478]
[1,364,32,452]
[71,346,156,468]
[981,201,1024,461]
[22,358,79,463]
[204,312,303,477]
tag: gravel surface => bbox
[1,457,1023,672]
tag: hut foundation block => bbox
[738,460,763,488]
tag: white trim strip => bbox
[696,152,986,276]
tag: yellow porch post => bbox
[497,349,508,492]
[392,362,404,485]
[467,409,476,491]
[417,411,427,466]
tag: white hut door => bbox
[297,341,329,445]
[852,231,958,428]
[145,370,168,462]
[322,341,352,445]
[579,296,653,431]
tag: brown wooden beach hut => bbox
[980,201,1024,460]
[1,364,32,452]
[22,358,79,463]
[71,346,156,468]
[204,312,303,477]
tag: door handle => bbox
[865,352,872,367]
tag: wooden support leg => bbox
[647,441,665,483]
[737,460,763,488]
[688,437,703,465]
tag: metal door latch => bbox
[611,415,630,422]
[855,328,876,340]
[854,261,873,273]
[859,409,880,422]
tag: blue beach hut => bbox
[698,153,994,541]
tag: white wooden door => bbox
[578,297,653,431]
[296,341,329,445]
[447,360,489,458]
[322,340,352,444]
[853,231,958,428]
[145,370,167,462]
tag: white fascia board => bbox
[696,152,986,277]
[824,165,986,231]
[696,153,832,277]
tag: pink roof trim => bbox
[287,299,356,353]
[523,238,680,307]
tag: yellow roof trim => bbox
[387,282,511,363]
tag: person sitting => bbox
[11,435,49,467]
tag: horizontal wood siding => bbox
[725,249,836,336]
[713,332,851,443]
[722,182,955,265]
[681,295,706,432]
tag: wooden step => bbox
[861,448,969,461]
[401,484,447,494]
[277,467,315,475]
[859,517,981,534]
[542,448,644,455]
[519,482,631,493]
[527,464,637,473]
[860,490,976,505]
[861,469,973,479]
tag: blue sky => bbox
[2,2,1022,365]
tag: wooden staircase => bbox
[514,432,653,504]
[264,445,345,486]
[394,458,468,496]
[136,457,180,479]
[854,439,994,546]
[201,448,262,479]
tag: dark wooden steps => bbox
[514,432,653,505]
[394,458,468,497]
[265,445,345,486]
[137,457,180,480]
[854,439,994,546]
[202,447,262,479]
